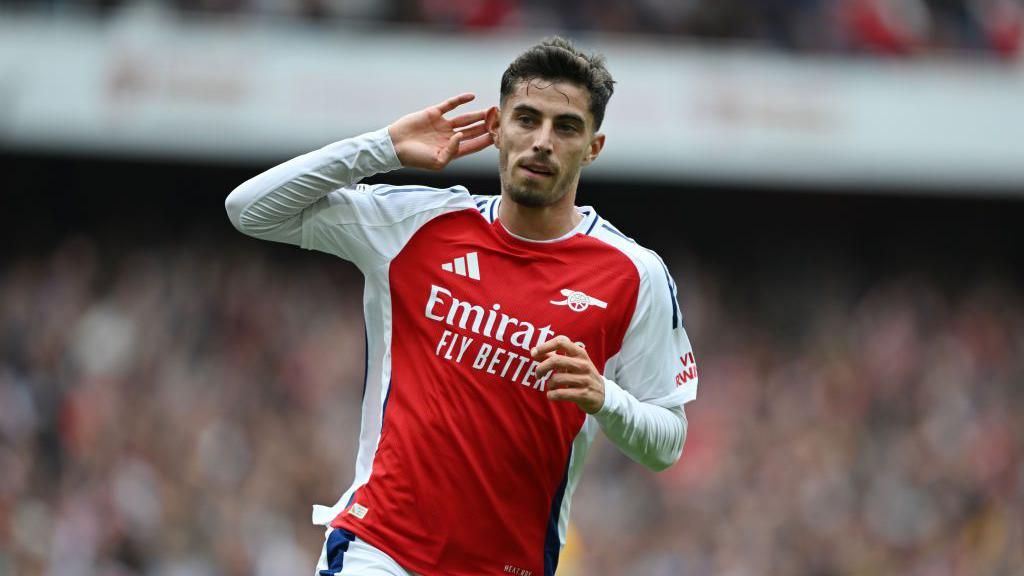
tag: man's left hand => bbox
[532,336,605,414]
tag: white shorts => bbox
[314,527,418,576]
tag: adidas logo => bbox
[441,252,481,280]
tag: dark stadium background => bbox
[6,152,1023,295]
[5,150,1022,574]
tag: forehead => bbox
[504,79,591,123]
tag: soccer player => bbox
[225,37,699,576]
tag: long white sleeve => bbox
[224,128,401,244]
[593,377,687,471]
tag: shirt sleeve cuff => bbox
[317,126,403,177]
[367,126,403,172]
[596,377,628,420]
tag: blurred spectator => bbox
[0,234,1020,575]
[0,0,1020,58]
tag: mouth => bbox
[519,162,556,178]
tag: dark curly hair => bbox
[500,37,616,131]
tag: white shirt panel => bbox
[592,223,699,408]
[300,183,476,270]
[226,128,400,247]
[226,128,477,271]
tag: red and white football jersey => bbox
[240,130,698,576]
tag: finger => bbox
[456,132,494,158]
[536,355,584,377]
[547,388,590,405]
[438,132,464,167]
[448,109,488,128]
[453,124,489,150]
[436,93,476,115]
[532,335,584,360]
[455,121,488,139]
[546,373,588,391]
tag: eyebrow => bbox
[512,104,586,127]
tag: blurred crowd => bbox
[2,0,1021,58]
[0,234,1021,575]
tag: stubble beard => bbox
[499,152,566,208]
[503,179,562,208]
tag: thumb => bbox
[440,132,464,166]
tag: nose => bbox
[531,122,554,156]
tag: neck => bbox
[498,190,582,241]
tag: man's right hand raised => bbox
[387,93,494,171]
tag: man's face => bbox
[489,79,604,208]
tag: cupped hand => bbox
[387,93,495,170]
[532,336,606,414]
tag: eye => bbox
[557,123,580,134]
[516,115,535,127]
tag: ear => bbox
[485,106,502,149]
[581,133,605,166]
